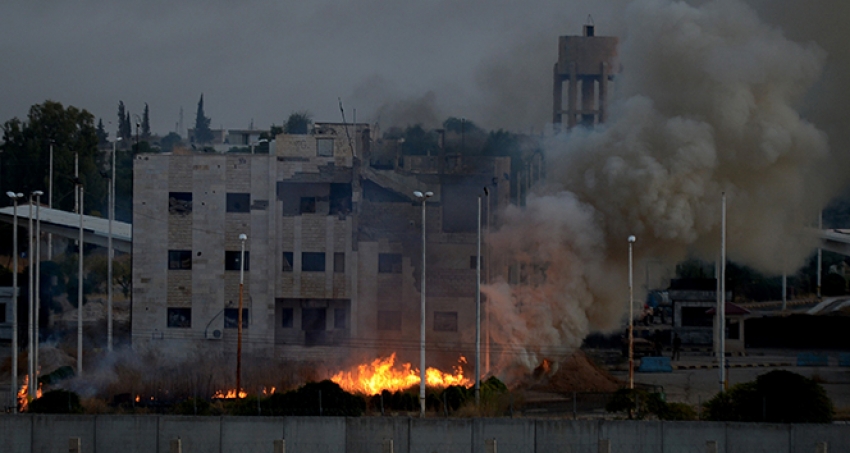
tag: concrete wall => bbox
[1,415,848,453]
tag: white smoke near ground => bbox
[485,0,836,376]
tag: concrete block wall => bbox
[1,416,849,453]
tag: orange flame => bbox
[135,395,141,403]
[212,388,248,399]
[331,353,471,395]
[17,375,43,412]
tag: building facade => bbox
[132,123,510,368]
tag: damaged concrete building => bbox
[131,123,511,368]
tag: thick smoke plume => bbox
[486,0,838,375]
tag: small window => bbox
[227,193,251,213]
[0,303,6,323]
[377,310,401,331]
[283,252,294,272]
[317,138,334,157]
[434,311,458,332]
[224,308,249,329]
[334,252,345,273]
[302,308,326,331]
[225,251,250,271]
[302,252,326,272]
[167,308,191,328]
[169,192,192,215]
[168,250,192,270]
[727,320,740,340]
[378,253,402,274]
[300,197,316,214]
[281,308,294,328]
[334,308,346,329]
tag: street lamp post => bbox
[77,184,84,376]
[414,190,433,417]
[236,233,247,397]
[475,192,482,408]
[27,190,42,404]
[7,191,23,412]
[108,137,120,352]
[720,193,727,392]
[33,192,42,385]
[628,235,636,390]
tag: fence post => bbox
[170,438,182,453]
[706,440,718,453]
[382,438,394,453]
[485,438,497,453]
[274,439,286,453]
[598,439,611,453]
[816,441,828,453]
[68,438,81,453]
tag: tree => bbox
[118,101,131,142]
[160,132,182,153]
[1,101,107,214]
[141,103,151,139]
[703,370,833,423]
[96,119,109,147]
[283,111,312,134]
[193,94,213,144]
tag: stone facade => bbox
[132,123,511,368]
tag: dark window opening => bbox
[727,320,740,340]
[300,197,316,213]
[167,308,191,328]
[283,252,294,272]
[334,308,346,329]
[225,251,250,271]
[334,252,345,273]
[329,183,352,216]
[469,256,484,270]
[0,303,6,323]
[302,252,326,272]
[227,193,251,213]
[378,253,402,274]
[281,308,294,328]
[377,310,401,331]
[169,192,192,215]
[434,311,458,332]
[681,306,713,327]
[168,250,192,270]
[302,308,326,331]
[224,308,249,329]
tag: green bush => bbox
[659,402,698,421]
[703,370,833,423]
[606,388,668,420]
[29,389,83,414]
[263,380,365,416]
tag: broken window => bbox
[282,252,294,272]
[226,193,251,213]
[168,250,192,270]
[168,192,192,215]
[302,252,325,272]
[167,308,191,328]
[224,308,249,329]
[377,310,401,331]
[317,138,334,157]
[329,183,352,216]
[434,311,458,332]
[225,251,250,271]
[334,252,345,273]
[378,253,402,274]
[281,307,294,328]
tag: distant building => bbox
[186,128,268,153]
[131,122,511,367]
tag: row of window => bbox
[165,307,459,332]
[170,191,343,215]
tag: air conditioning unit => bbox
[206,329,222,340]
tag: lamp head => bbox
[413,191,423,198]
[628,235,636,243]
[32,190,44,196]
[6,191,17,199]
[238,233,247,241]
[424,191,434,198]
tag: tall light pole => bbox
[33,192,42,385]
[414,190,433,417]
[475,192,482,408]
[77,184,84,376]
[485,185,491,374]
[7,191,23,412]
[107,137,120,352]
[628,235,636,390]
[47,142,53,260]
[817,210,823,300]
[720,193,727,392]
[236,233,247,397]
[27,191,42,404]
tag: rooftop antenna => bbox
[338,98,355,157]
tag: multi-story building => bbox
[131,123,510,368]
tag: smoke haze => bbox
[486,0,843,373]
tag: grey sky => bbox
[0,0,847,145]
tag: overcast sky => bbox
[1,0,847,142]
